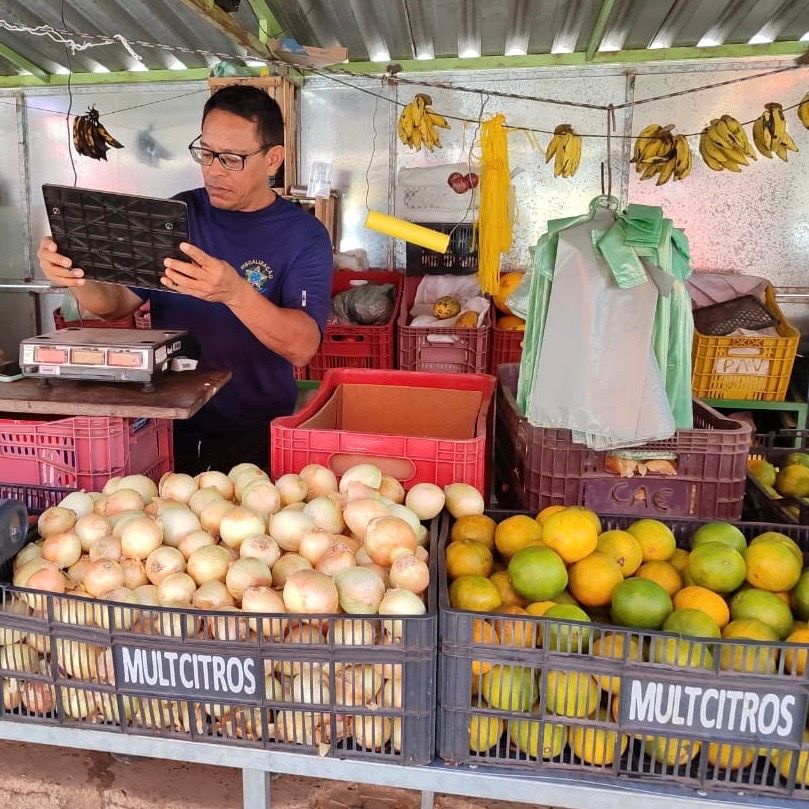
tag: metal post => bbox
[242,768,271,809]
[420,790,435,809]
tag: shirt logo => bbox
[240,259,273,292]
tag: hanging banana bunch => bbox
[72,106,124,161]
[796,92,809,130]
[544,124,582,178]
[699,115,756,172]
[752,102,799,161]
[631,124,691,185]
[397,93,450,152]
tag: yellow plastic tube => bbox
[364,211,450,254]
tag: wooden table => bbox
[0,370,231,419]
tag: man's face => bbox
[199,108,284,211]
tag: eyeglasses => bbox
[188,136,272,171]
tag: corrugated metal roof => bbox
[0,0,808,79]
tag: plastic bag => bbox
[330,283,396,325]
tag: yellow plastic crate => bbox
[691,285,799,401]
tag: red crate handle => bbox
[328,452,417,482]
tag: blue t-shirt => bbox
[135,189,333,434]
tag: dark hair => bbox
[202,85,284,147]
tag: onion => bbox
[444,483,484,518]
[380,589,426,641]
[0,600,29,645]
[13,558,54,588]
[84,559,125,597]
[2,677,22,710]
[405,482,445,520]
[193,580,235,610]
[316,547,356,577]
[121,558,148,589]
[343,498,389,540]
[332,618,377,646]
[271,554,312,587]
[104,488,145,516]
[74,513,111,552]
[228,462,263,482]
[102,476,123,495]
[233,468,269,500]
[13,543,42,572]
[354,714,392,750]
[22,681,56,715]
[207,607,249,641]
[225,557,272,601]
[110,510,146,537]
[365,516,417,566]
[355,546,372,565]
[188,486,225,517]
[283,569,338,614]
[219,506,266,550]
[360,562,390,588]
[37,506,76,538]
[0,642,39,673]
[387,504,422,538]
[196,470,234,501]
[381,678,403,709]
[157,573,196,606]
[415,524,428,548]
[89,534,123,562]
[92,495,109,515]
[299,464,338,499]
[187,545,232,585]
[334,567,385,614]
[415,545,429,562]
[53,589,94,626]
[146,497,188,518]
[199,499,235,537]
[95,587,139,630]
[157,507,201,548]
[26,566,67,595]
[292,671,330,705]
[159,472,198,504]
[389,554,430,594]
[178,529,216,559]
[41,531,82,569]
[378,476,405,504]
[58,490,94,518]
[96,648,116,684]
[275,474,308,505]
[269,509,316,552]
[298,530,336,565]
[278,626,324,677]
[133,584,160,606]
[283,502,306,513]
[157,612,201,639]
[242,586,286,639]
[119,515,163,560]
[145,546,186,585]
[344,480,382,501]
[240,479,282,520]
[303,496,344,534]
[339,463,383,495]
[239,534,281,567]
[118,474,158,504]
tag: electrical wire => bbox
[60,0,77,187]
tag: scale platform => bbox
[19,328,195,385]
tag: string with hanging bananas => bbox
[698,115,757,172]
[397,94,450,152]
[544,124,582,178]
[72,105,124,161]
[631,124,692,185]
[752,102,799,161]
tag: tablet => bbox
[43,184,189,291]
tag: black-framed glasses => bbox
[188,135,273,171]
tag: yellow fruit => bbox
[775,464,809,498]
[673,586,730,628]
[481,665,537,712]
[748,458,777,487]
[496,315,526,331]
[542,510,598,564]
[433,296,461,320]
[450,514,497,549]
[569,712,629,765]
[489,570,527,608]
[592,634,641,694]
[454,310,479,329]
[649,637,713,669]
[669,548,690,574]
[782,627,809,675]
[646,735,701,767]
[770,731,809,785]
[508,717,565,759]
[495,515,544,560]
[494,605,537,648]
[493,271,524,314]
[545,670,599,718]
[536,505,566,525]
[471,619,499,676]
[751,531,802,562]
[525,600,556,617]
[626,519,676,561]
[636,561,682,597]
[449,575,502,612]
[568,552,624,607]
[446,540,493,579]
[597,530,644,577]
[566,506,602,534]
[468,713,504,753]
[720,619,778,673]
[687,542,746,594]
[744,539,801,592]
[707,742,756,770]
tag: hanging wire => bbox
[60,0,77,187]
[364,86,381,213]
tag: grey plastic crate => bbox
[436,509,809,798]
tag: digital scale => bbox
[19,328,196,385]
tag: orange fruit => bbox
[545,670,599,718]
[554,590,580,606]
[481,665,537,712]
[750,531,802,562]
[792,570,809,620]
[542,510,598,564]
[687,542,746,594]
[449,575,502,612]
[647,735,701,768]
[707,742,756,771]
[636,560,682,597]
[446,540,493,579]
[610,578,672,630]
[673,586,730,629]
[536,505,566,525]
[489,570,527,608]
[565,506,602,534]
[783,627,809,675]
[626,519,676,561]
[669,548,690,575]
[494,515,544,560]
[508,546,568,602]
[541,604,591,652]
[496,315,526,331]
[720,618,778,673]
[592,634,641,694]
[468,714,504,753]
[568,552,624,608]
[568,711,628,765]
[493,271,524,314]
[450,514,497,550]
[494,605,537,648]
[471,618,499,676]
[691,522,747,555]
[525,600,556,617]
[730,588,794,639]
[596,530,643,577]
[744,539,801,593]
[662,608,721,639]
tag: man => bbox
[37,85,334,474]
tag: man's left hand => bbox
[162,243,246,305]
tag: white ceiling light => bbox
[801,31,809,42]
[130,61,149,72]
[53,64,70,75]
[505,46,528,56]
[749,33,775,45]
[370,48,390,62]
[415,47,434,60]
[598,38,622,52]
[167,56,187,70]
[550,43,575,54]
[91,63,111,73]
[245,59,267,67]
[459,46,480,58]
[697,34,722,48]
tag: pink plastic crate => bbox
[0,416,173,490]
[271,368,495,493]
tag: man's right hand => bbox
[37,236,85,287]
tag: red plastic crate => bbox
[0,416,173,490]
[307,270,404,380]
[398,276,491,374]
[271,368,495,493]
[495,364,752,520]
[489,324,524,373]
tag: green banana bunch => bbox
[631,124,691,185]
[797,92,809,130]
[699,115,756,172]
[544,124,582,178]
[752,102,799,162]
[72,106,124,161]
[397,94,450,152]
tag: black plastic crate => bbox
[404,223,477,275]
[747,430,809,525]
[436,509,809,798]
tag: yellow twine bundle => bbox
[475,113,512,295]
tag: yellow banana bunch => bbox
[796,92,809,130]
[631,124,691,185]
[752,102,799,162]
[397,93,450,152]
[699,115,757,172]
[544,124,582,178]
